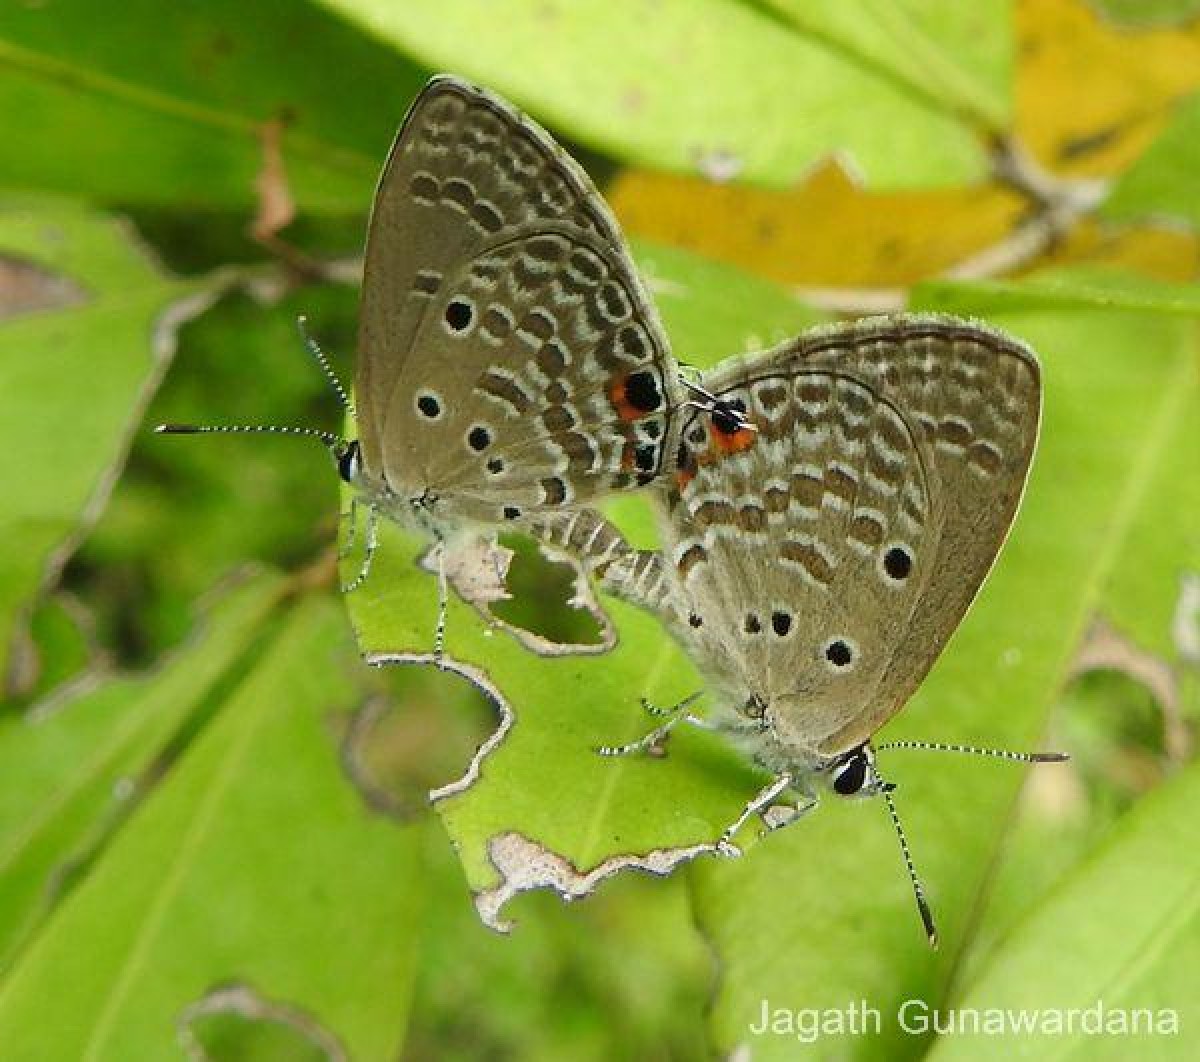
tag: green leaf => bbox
[692,273,1200,1059]
[104,284,358,663]
[317,0,992,189]
[0,596,423,1059]
[1084,0,1200,27]
[914,266,1200,316]
[0,573,284,970]
[0,0,426,210]
[632,239,828,363]
[760,0,1012,129]
[1103,92,1200,231]
[925,759,1200,1060]
[0,195,214,683]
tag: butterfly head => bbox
[335,438,363,485]
[825,743,893,799]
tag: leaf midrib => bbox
[0,36,375,178]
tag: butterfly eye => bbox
[710,400,746,435]
[337,440,361,484]
[832,749,869,795]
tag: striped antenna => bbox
[877,740,1068,764]
[881,784,938,948]
[154,422,343,449]
[296,315,354,415]
[155,313,354,452]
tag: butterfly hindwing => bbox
[380,224,678,525]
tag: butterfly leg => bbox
[340,504,378,593]
[432,536,448,670]
[338,497,358,559]
[596,692,703,756]
[719,772,796,851]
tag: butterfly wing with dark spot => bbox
[772,315,1041,750]
[356,75,679,522]
[662,361,938,754]
[380,224,678,524]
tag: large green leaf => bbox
[920,272,1200,989]
[691,273,1200,1059]
[318,0,992,189]
[0,0,425,210]
[1103,92,1200,231]
[926,759,1200,1061]
[0,573,285,971]
[632,238,835,362]
[0,195,214,684]
[0,596,423,1059]
[760,0,1012,129]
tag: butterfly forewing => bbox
[356,75,679,525]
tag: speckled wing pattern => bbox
[664,316,1041,754]
[356,76,681,528]
[543,316,1041,757]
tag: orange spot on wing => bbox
[711,423,757,455]
[608,375,642,422]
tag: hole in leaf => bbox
[178,983,345,1062]
[489,533,604,647]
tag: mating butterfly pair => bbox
[161,77,1064,944]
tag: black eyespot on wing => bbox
[884,546,913,580]
[623,371,662,413]
[711,398,747,435]
[487,457,504,474]
[634,443,656,472]
[416,392,441,418]
[445,299,473,331]
[825,640,853,667]
[744,613,761,634]
[771,611,792,636]
[688,612,703,628]
[744,695,765,719]
[468,425,492,451]
[503,506,520,520]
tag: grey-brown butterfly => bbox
[159,76,706,653]
[533,314,1066,943]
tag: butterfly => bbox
[158,76,733,655]
[532,314,1066,943]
